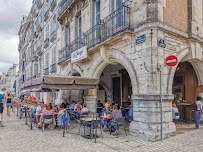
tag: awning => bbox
[21,75,99,92]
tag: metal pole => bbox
[160,69,163,142]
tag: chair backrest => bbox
[43,115,53,119]
[116,117,125,125]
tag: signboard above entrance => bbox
[165,55,178,67]
[71,46,87,63]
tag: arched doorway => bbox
[98,63,132,108]
[172,61,198,121]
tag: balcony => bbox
[44,68,49,75]
[50,0,57,12]
[58,46,71,64]
[50,63,57,73]
[58,0,74,19]
[44,38,49,48]
[50,30,57,42]
[38,0,43,9]
[58,38,84,64]
[44,10,50,22]
[36,45,42,55]
[84,5,131,49]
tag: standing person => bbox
[0,92,5,127]
[195,96,203,129]
[62,99,69,108]
[5,93,13,116]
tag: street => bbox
[1,110,203,152]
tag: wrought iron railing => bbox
[44,38,49,48]
[58,0,74,18]
[44,10,49,22]
[84,5,131,48]
[50,30,57,42]
[50,63,57,73]
[44,68,49,75]
[58,38,84,64]
[50,0,57,12]
[58,45,71,64]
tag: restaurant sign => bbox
[71,46,87,63]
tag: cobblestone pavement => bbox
[1,110,203,152]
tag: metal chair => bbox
[110,117,127,137]
[42,115,54,132]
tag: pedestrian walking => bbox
[195,96,203,129]
[0,92,5,127]
[5,93,13,116]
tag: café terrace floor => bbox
[1,111,203,152]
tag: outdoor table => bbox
[177,103,192,121]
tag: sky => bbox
[0,0,33,75]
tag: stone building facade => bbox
[18,0,203,141]
[56,0,203,141]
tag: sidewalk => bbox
[1,110,203,152]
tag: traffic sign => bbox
[165,55,178,67]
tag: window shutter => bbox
[91,0,95,26]
[65,26,68,46]
[111,0,115,12]
[74,17,78,39]
[56,10,59,29]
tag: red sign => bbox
[165,55,178,67]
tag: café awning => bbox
[21,75,99,92]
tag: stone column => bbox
[83,89,97,113]
[129,95,176,141]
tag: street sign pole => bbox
[160,69,163,142]
[157,64,163,142]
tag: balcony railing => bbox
[44,10,50,22]
[69,38,84,53]
[44,68,49,75]
[44,38,49,48]
[50,0,57,12]
[36,45,42,55]
[50,63,57,73]
[58,0,74,18]
[58,46,71,64]
[58,38,84,64]
[38,0,43,9]
[50,30,57,42]
[84,5,131,49]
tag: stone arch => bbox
[167,46,203,94]
[89,49,139,95]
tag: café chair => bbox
[42,115,54,132]
[110,117,127,137]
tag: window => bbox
[95,0,101,24]
[45,53,49,68]
[51,15,56,33]
[75,15,82,39]
[52,46,56,64]
[46,24,49,39]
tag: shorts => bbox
[0,103,3,113]
[6,103,12,107]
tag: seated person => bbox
[110,105,124,135]
[172,103,179,121]
[51,103,58,112]
[57,104,70,128]
[69,101,76,111]
[74,101,82,112]
[36,102,45,124]
[81,104,89,114]
[101,103,111,132]
[39,105,56,128]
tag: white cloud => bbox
[0,0,33,75]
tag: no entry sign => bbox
[165,55,178,67]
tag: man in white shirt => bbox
[196,96,203,129]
